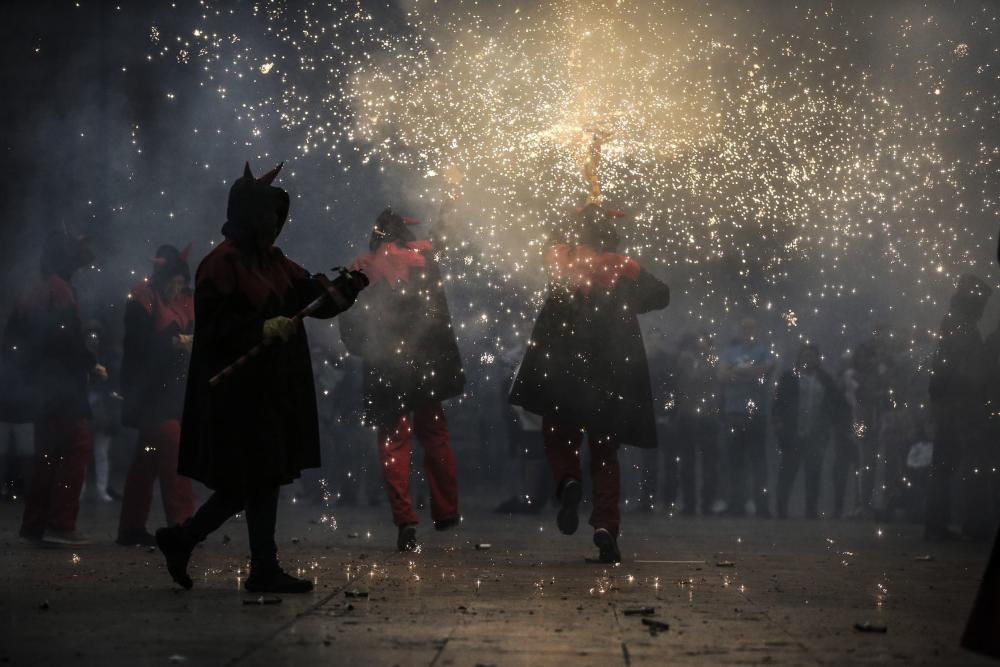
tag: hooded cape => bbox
[178,163,348,492]
[339,238,465,425]
[509,243,670,448]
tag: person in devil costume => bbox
[154,162,366,593]
[509,204,671,563]
[2,230,107,545]
[116,244,197,546]
[339,208,465,552]
[926,274,994,542]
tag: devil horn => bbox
[257,161,284,185]
[243,162,254,180]
[179,242,193,262]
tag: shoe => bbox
[556,478,582,535]
[593,528,622,564]
[433,516,460,532]
[42,529,92,546]
[156,525,195,590]
[97,491,114,503]
[18,529,45,545]
[397,524,418,552]
[245,564,313,594]
[117,529,157,547]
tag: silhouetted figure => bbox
[510,204,670,563]
[340,208,465,552]
[116,245,197,546]
[82,319,116,503]
[850,326,897,515]
[494,341,549,515]
[926,274,993,541]
[718,317,775,517]
[155,162,364,593]
[5,230,107,545]
[637,342,677,512]
[962,238,1000,658]
[669,330,720,515]
[773,344,848,519]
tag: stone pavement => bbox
[0,500,995,666]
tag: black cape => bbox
[178,165,347,492]
[120,282,194,428]
[339,244,465,426]
[177,241,345,492]
[509,249,670,448]
[0,275,95,423]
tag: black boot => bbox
[556,478,582,535]
[593,528,622,564]
[155,525,196,590]
[397,524,418,552]
[244,561,314,594]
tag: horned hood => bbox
[222,161,290,246]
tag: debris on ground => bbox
[347,532,360,539]
[716,561,735,567]
[642,618,670,635]
[623,607,655,616]
[38,601,49,611]
[854,622,888,633]
[475,543,492,551]
[168,655,187,664]
[913,555,934,562]
[242,596,282,606]
[344,589,369,599]
[221,535,231,545]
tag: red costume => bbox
[8,232,98,543]
[340,209,464,550]
[117,245,197,545]
[509,205,670,562]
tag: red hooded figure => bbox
[509,204,670,563]
[4,230,104,545]
[155,162,365,594]
[339,208,465,552]
[116,244,197,546]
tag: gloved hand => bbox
[317,270,369,309]
[263,316,297,342]
[333,270,369,304]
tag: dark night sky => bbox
[2,1,999,371]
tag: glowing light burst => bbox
[156,1,1000,339]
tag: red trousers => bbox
[118,419,195,534]
[543,418,621,532]
[377,402,458,526]
[21,418,92,536]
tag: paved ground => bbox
[0,499,995,666]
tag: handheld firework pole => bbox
[208,268,368,387]
[581,128,610,206]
